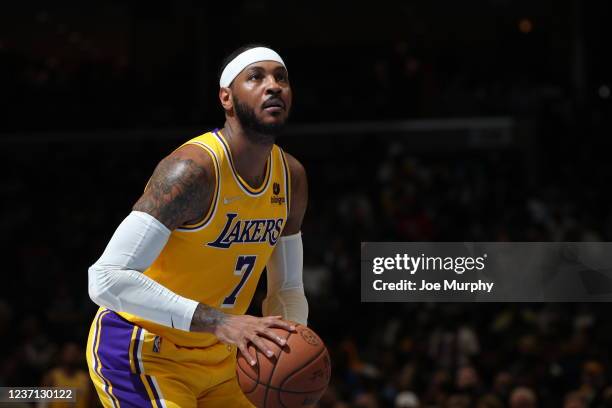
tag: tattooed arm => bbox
[133,145,213,230]
[89,145,293,361]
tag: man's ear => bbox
[219,87,233,111]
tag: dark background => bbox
[2,1,612,407]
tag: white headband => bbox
[219,47,286,88]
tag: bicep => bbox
[282,153,308,236]
[133,145,214,230]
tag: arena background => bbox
[2,1,612,407]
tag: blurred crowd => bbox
[3,3,612,407]
[1,126,612,407]
[302,136,612,408]
[318,302,612,408]
[0,35,574,133]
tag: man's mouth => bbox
[262,99,285,112]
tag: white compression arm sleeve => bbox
[262,232,308,325]
[88,211,198,331]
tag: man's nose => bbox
[264,76,282,95]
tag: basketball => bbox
[236,324,331,408]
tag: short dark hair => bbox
[218,43,272,83]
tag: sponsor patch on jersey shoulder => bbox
[271,182,285,205]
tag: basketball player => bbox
[86,45,309,407]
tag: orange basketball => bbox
[236,324,331,408]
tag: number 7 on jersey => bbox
[221,255,257,308]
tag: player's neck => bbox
[220,121,274,187]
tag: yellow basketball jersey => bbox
[119,129,290,347]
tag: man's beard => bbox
[233,96,287,145]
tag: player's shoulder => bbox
[168,130,223,171]
[135,135,217,229]
[147,137,216,194]
[167,143,215,174]
[182,130,219,146]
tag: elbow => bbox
[88,264,115,309]
[88,264,103,305]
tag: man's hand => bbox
[190,303,296,365]
[215,314,296,366]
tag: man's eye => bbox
[275,74,288,82]
[248,73,262,80]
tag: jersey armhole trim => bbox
[279,147,291,218]
[177,141,221,231]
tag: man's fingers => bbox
[267,318,297,332]
[250,336,275,358]
[262,315,283,324]
[258,328,287,347]
[238,342,256,366]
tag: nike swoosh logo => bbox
[223,196,241,205]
